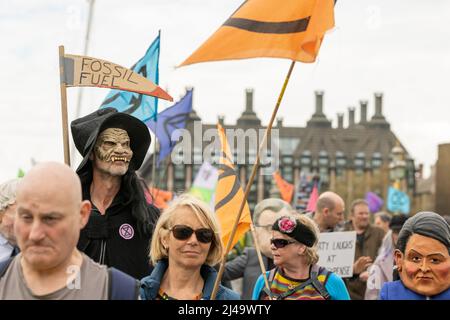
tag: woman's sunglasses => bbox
[270,238,296,249]
[170,225,214,243]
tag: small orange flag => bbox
[273,171,294,203]
[215,124,252,251]
[180,0,335,66]
[148,187,174,210]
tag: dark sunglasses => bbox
[170,225,214,243]
[270,238,296,249]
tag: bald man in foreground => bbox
[0,162,139,299]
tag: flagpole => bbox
[211,60,296,299]
[74,0,95,119]
[71,0,96,166]
[151,30,162,187]
[151,138,157,187]
[249,221,273,298]
[58,45,71,166]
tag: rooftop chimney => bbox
[307,90,331,128]
[348,107,355,127]
[337,113,344,129]
[374,92,383,117]
[246,88,253,112]
[370,92,389,128]
[314,90,324,115]
[276,117,283,128]
[359,100,368,124]
[218,115,225,126]
[237,88,261,126]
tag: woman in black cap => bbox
[252,213,350,300]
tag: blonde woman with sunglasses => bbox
[140,194,239,300]
[252,213,350,300]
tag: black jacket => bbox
[78,184,157,280]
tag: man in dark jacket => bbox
[344,199,385,300]
[71,108,160,279]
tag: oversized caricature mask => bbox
[91,128,133,176]
[395,234,450,297]
[395,212,450,297]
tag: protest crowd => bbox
[1,0,449,302]
[0,105,449,300]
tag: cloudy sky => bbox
[1,0,449,182]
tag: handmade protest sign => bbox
[58,45,172,166]
[61,53,172,101]
[317,231,357,278]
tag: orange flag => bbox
[215,124,252,251]
[148,187,174,210]
[273,171,294,203]
[180,0,335,66]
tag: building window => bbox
[193,147,202,166]
[300,150,311,168]
[174,165,185,180]
[279,137,300,154]
[336,151,346,177]
[282,165,293,183]
[174,165,185,193]
[263,173,272,200]
[318,150,329,166]
[406,158,415,191]
[354,152,365,175]
[192,165,201,181]
[246,165,257,210]
[319,166,329,184]
[283,155,293,165]
[372,152,383,168]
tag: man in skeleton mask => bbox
[71,107,160,279]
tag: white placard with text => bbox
[317,231,356,278]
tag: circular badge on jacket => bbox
[119,223,134,240]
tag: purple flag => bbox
[365,192,384,213]
[145,89,193,166]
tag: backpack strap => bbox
[309,265,331,300]
[263,265,332,300]
[276,278,313,300]
[261,267,278,299]
[0,257,14,279]
[108,267,140,300]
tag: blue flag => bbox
[146,89,193,166]
[100,32,160,122]
[387,186,410,214]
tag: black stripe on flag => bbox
[223,16,310,34]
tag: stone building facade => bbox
[140,89,416,214]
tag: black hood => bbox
[70,107,150,174]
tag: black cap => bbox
[389,214,408,233]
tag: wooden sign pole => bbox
[58,45,71,166]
